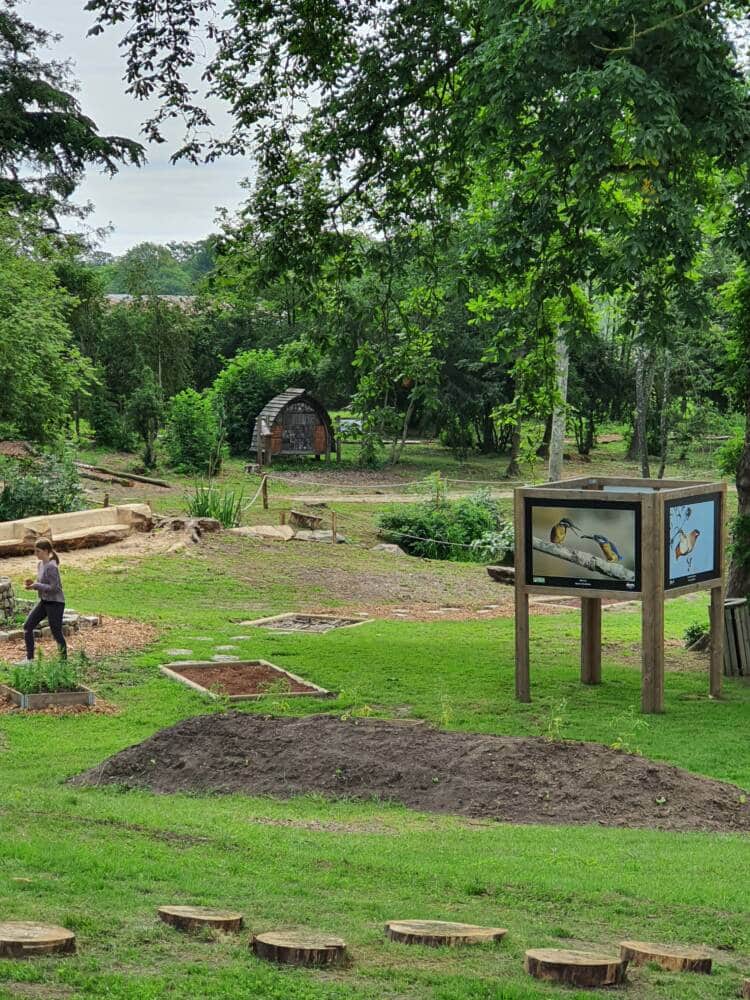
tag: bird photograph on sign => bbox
[525,499,640,591]
[665,495,721,589]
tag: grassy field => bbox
[0,437,748,998]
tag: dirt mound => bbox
[72,714,749,834]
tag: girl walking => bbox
[20,539,67,663]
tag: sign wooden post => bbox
[514,477,726,715]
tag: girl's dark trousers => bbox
[24,602,67,660]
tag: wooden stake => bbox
[641,493,665,714]
[710,585,724,698]
[0,922,76,958]
[279,510,286,526]
[619,941,711,974]
[331,511,337,544]
[385,920,507,947]
[158,906,243,933]
[103,493,109,508]
[251,930,347,967]
[580,597,602,685]
[524,949,627,987]
[261,475,269,510]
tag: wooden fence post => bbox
[261,475,269,511]
[331,511,337,544]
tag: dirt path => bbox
[286,490,514,504]
[73,713,750,834]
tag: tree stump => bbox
[619,940,712,974]
[0,922,76,958]
[251,930,347,967]
[524,948,628,988]
[741,978,750,999]
[157,906,243,933]
[385,920,507,947]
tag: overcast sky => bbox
[24,0,250,255]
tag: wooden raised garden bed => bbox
[0,682,96,710]
[159,660,334,701]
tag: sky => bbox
[24,0,251,255]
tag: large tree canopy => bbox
[0,1,143,223]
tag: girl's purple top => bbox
[31,560,65,603]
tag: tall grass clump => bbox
[187,481,244,527]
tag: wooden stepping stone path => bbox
[252,930,347,967]
[385,920,506,947]
[620,940,712,973]
[0,922,75,958]
[525,948,628,988]
[157,906,243,933]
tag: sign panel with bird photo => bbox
[524,498,641,591]
[664,494,721,589]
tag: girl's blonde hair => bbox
[34,538,60,565]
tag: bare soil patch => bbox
[168,661,325,697]
[0,618,157,663]
[73,714,750,834]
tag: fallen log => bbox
[79,470,134,487]
[76,463,171,488]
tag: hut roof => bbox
[251,389,333,450]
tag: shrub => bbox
[187,482,244,527]
[469,522,515,564]
[717,433,744,479]
[377,490,502,561]
[164,389,223,474]
[683,622,707,648]
[125,370,164,469]
[0,451,83,521]
[87,381,136,451]
[211,350,289,456]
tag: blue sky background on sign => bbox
[667,498,718,584]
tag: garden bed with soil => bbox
[73,714,750,834]
[160,660,333,700]
[242,613,369,633]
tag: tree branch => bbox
[532,536,636,582]
[592,2,713,53]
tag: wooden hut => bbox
[252,389,336,466]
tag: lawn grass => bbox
[0,440,747,999]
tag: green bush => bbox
[0,452,83,521]
[211,350,289,456]
[717,433,744,479]
[164,389,223,474]
[378,490,502,561]
[683,622,707,648]
[470,523,515,564]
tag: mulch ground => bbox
[72,713,750,834]
[0,618,158,663]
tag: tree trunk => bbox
[390,393,416,465]
[537,414,552,458]
[632,343,655,478]
[548,331,569,482]
[657,352,670,479]
[505,418,521,479]
[727,391,750,597]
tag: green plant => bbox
[164,388,224,474]
[717,433,743,479]
[378,489,501,562]
[683,622,707,648]
[469,522,515,564]
[543,698,568,743]
[125,369,164,469]
[210,349,291,456]
[9,651,85,694]
[186,482,244,527]
[610,706,650,756]
[0,451,83,521]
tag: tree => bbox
[126,370,163,468]
[0,2,142,223]
[0,212,93,442]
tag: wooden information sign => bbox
[514,477,726,713]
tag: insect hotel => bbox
[252,389,337,466]
[513,477,727,714]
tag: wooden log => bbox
[288,510,324,531]
[487,564,514,584]
[76,463,170,488]
[619,940,711,974]
[251,930,347,967]
[157,906,243,933]
[524,948,628,988]
[385,920,507,947]
[0,921,76,958]
[79,470,134,487]
[742,978,750,999]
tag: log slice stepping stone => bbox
[252,930,347,967]
[158,906,243,933]
[619,940,712,973]
[0,922,76,958]
[525,948,627,988]
[166,649,193,657]
[385,920,506,947]
[214,645,239,652]
[742,978,750,999]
